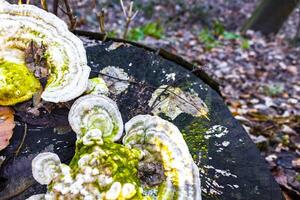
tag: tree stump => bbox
[0,32,283,200]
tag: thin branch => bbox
[15,123,28,157]
[58,5,68,15]
[146,66,209,118]
[96,10,106,33]
[148,85,171,112]
[96,9,108,41]
[120,0,139,39]
[120,0,127,18]
[63,0,77,30]
[91,70,138,85]
[129,1,133,16]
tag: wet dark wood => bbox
[0,33,283,200]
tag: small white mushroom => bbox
[121,183,136,199]
[97,174,113,187]
[59,164,73,184]
[105,182,122,200]
[82,129,103,146]
[32,152,61,185]
[44,192,55,200]
[78,154,91,168]
[25,194,45,200]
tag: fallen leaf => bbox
[105,42,130,51]
[24,41,49,81]
[0,107,15,151]
[148,85,209,120]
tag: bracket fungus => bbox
[31,152,61,185]
[124,115,201,200]
[86,77,109,96]
[68,94,124,141]
[0,1,90,105]
[30,95,201,199]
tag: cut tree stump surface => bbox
[0,33,282,200]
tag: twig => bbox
[120,0,138,39]
[40,0,48,11]
[148,85,171,112]
[58,5,68,15]
[91,70,138,85]
[96,9,108,41]
[15,123,28,157]
[148,68,202,111]
[98,10,106,33]
[63,0,77,30]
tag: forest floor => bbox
[16,0,300,198]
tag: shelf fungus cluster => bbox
[0,1,90,105]
[29,95,201,200]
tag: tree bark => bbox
[241,0,299,35]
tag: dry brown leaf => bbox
[0,107,15,151]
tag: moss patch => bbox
[0,61,41,106]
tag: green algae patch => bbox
[0,61,41,106]
[182,118,209,160]
[69,141,149,199]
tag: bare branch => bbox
[129,1,133,16]
[63,0,77,30]
[97,9,106,33]
[120,0,139,39]
[14,123,27,157]
[120,0,127,18]
[131,10,138,20]
[96,9,108,41]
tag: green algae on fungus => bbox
[42,141,148,199]
[69,141,146,198]
[30,96,201,199]
[124,115,201,199]
[68,94,124,141]
[86,77,109,96]
[0,61,41,106]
